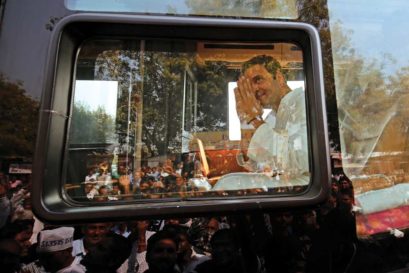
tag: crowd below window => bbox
[1,170,409,273]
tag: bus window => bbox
[32,15,329,222]
[68,39,309,202]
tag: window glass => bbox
[65,0,298,19]
[328,0,409,236]
[66,39,309,202]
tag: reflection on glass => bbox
[66,39,309,202]
[329,0,409,236]
[65,0,298,19]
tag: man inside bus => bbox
[225,55,308,188]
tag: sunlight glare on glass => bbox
[74,80,118,118]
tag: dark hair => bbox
[162,224,191,244]
[242,55,282,79]
[210,229,239,250]
[146,230,179,255]
[81,234,131,273]
[0,219,34,239]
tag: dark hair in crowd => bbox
[210,229,239,250]
[0,219,34,239]
[81,233,131,273]
[146,230,179,255]
[163,224,191,244]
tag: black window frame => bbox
[32,13,330,224]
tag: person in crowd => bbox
[163,225,209,273]
[120,220,156,273]
[338,188,354,211]
[147,167,160,181]
[11,194,33,223]
[72,223,112,257]
[81,233,131,273]
[263,212,302,273]
[96,186,109,201]
[192,217,220,256]
[133,170,143,190]
[182,154,195,180]
[174,162,183,176]
[112,222,131,238]
[339,177,353,191]
[85,168,97,183]
[144,230,180,273]
[319,190,338,218]
[0,238,23,273]
[83,181,98,201]
[193,229,247,273]
[36,227,85,273]
[233,55,308,184]
[331,179,340,194]
[1,219,34,259]
[0,177,11,229]
[137,179,153,198]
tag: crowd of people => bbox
[3,167,394,273]
[75,152,307,203]
[79,155,208,201]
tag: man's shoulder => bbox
[283,87,304,101]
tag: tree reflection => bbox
[0,74,39,157]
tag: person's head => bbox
[98,185,109,196]
[139,180,151,196]
[175,175,184,187]
[339,189,354,209]
[81,234,131,273]
[331,179,339,193]
[162,225,191,260]
[176,162,183,170]
[0,239,22,273]
[118,165,127,175]
[146,231,179,273]
[37,227,75,273]
[210,229,241,267]
[206,217,220,236]
[136,220,150,232]
[111,184,120,195]
[82,223,111,249]
[134,171,143,180]
[0,176,8,197]
[326,191,338,209]
[339,178,352,190]
[241,55,290,109]
[1,219,34,257]
[84,182,95,194]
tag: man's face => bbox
[244,64,280,108]
[340,194,353,207]
[148,239,178,272]
[175,176,184,186]
[177,234,191,254]
[206,218,219,235]
[84,184,93,194]
[38,250,70,273]
[14,225,33,256]
[83,223,110,246]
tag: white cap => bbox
[37,227,74,253]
